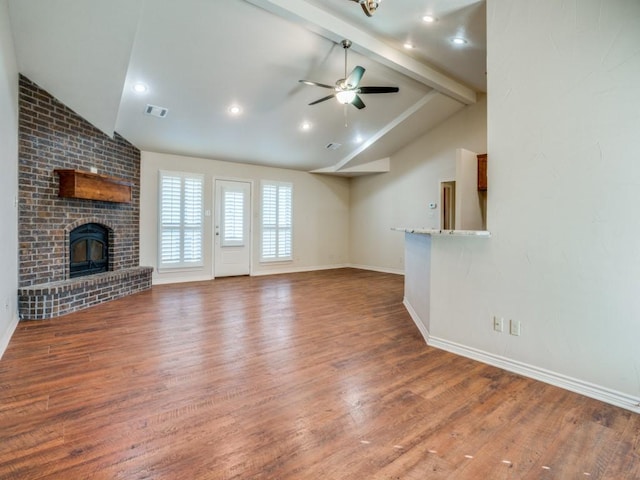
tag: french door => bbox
[214,179,251,277]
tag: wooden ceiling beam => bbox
[244,0,477,105]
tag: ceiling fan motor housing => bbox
[298,38,398,109]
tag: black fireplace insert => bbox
[69,223,109,278]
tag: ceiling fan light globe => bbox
[336,90,357,104]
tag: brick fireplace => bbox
[17,76,152,320]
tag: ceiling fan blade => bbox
[351,95,366,110]
[345,66,365,89]
[309,94,336,105]
[358,86,400,94]
[299,79,335,89]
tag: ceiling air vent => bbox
[145,104,169,118]
[326,143,342,150]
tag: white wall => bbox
[403,232,431,337]
[140,151,350,284]
[429,0,640,405]
[349,94,487,273]
[0,0,19,357]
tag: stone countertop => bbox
[392,227,491,237]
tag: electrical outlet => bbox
[493,316,503,332]
[510,319,521,336]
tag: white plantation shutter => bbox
[261,181,292,261]
[183,177,203,263]
[159,171,204,269]
[221,188,244,247]
[159,174,182,265]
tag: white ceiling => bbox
[8,0,486,173]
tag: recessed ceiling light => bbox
[300,121,312,131]
[227,104,242,115]
[355,135,363,144]
[403,42,415,49]
[422,14,437,23]
[133,82,148,93]
[452,37,468,45]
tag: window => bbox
[261,181,292,262]
[221,188,244,247]
[159,171,204,269]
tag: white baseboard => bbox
[152,274,213,285]
[403,297,430,343]
[428,335,640,414]
[153,264,401,283]
[0,313,19,360]
[153,264,351,283]
[400,298,640,413]
[251,263,348,277]
[348,263,404,275]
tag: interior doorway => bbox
[440,181,456,230]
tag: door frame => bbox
[440,179,456,230]
[213,177,254,278]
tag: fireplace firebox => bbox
[69,223,109,278]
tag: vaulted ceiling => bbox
[8,0,486,173]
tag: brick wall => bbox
[18,75,141,287]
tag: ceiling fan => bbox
[350,0,382,17]
[298,39,399,110]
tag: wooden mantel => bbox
[54,169,133,203]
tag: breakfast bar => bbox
[392,227,490,341]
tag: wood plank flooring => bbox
[0,268,638,479]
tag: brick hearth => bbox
[18,267,153,320]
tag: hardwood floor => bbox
[0,268,638,479]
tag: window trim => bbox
[260,180,293,263]
[158,170,205,271]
